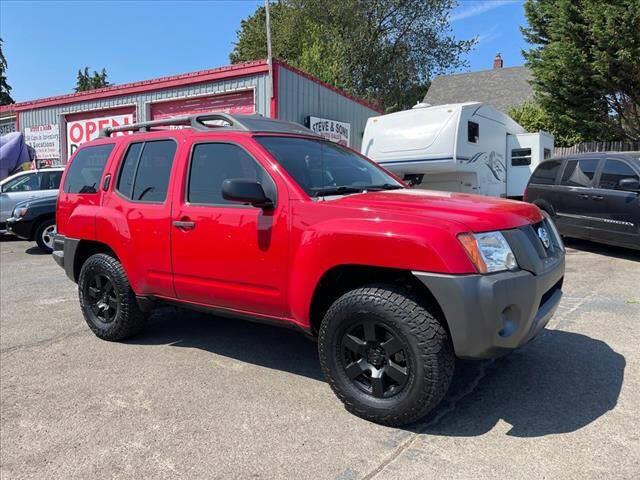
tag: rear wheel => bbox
[318,285,454,426]
[78,253,147,341]
[34,219,56,253]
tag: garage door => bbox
[150,90,255,120]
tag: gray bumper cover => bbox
[52,235,80,283]
[413,256,565,359]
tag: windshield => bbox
[256,136,403,197]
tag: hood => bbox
[15,192,59,209]
[333,188,542,232]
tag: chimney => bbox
[493,53,503,69]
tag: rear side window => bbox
[560,158,599,187]
[42,170,63,190]
[63,144,114,194]
[511,148,532,166]
[116,140,176,202]
[530,160,561,185]
[187,143,276,205]
[598,160,639,190]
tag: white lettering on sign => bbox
[66,113,134,157]
[305,116,351,147]
[24,124,60,159]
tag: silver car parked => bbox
[0,167,64,233]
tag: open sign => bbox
[66,113,134,157]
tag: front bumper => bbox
[413,253,565,359]
[5,217,34,240]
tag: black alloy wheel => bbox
[86,273,119,324]
[341,320,410,398]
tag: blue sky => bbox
[0,0,528,102]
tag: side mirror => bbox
[222,179,274,209]
[618,178,640,192]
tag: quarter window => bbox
[468,121,479,143]
[560,158,599,187]
[511,148,532,166]
[530,160,561,185]
[188,143,276,205]
[116,140,175,202]
[598,160,639,190]
[63,144,114,194]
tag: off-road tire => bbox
[318,284,454,426]
[34,218,56,253]
[78,253,147,341]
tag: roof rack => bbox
[99,112,318,138]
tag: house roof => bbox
[423,66,534,113]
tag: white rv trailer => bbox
[361,102,554,198]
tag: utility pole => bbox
[265,0,274,115]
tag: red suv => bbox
[53,113,565,426]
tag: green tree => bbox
[509,101,582,147]
[230,0,474,112]
[522,0,640,142]
[75,66,111,92]
[0,37,14,105]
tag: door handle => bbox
[592,195,604,201]
[173,220,196,230]
[579,194,590,199]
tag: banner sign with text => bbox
[25,124,60,159]
[66,113,134,157]
[305,116,351,146]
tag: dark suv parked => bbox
[524,152,640,250]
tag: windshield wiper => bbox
[363,183,404,191]
[313,186,367,197]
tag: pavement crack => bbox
[0,327,88,356]
[360,358,496,480]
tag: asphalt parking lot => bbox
[1,237,638,479]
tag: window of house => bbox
[467,121,479,143]
[544,148,552,160]
[529,160,561,185]
[188,143,276,205]
[560,158,599,187]
[63,144,115,194]
[511,148,532,166]
[598,160,639,190]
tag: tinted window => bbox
[256,136,400,197]
[511,148,532,166]
[131,140,176,202]
[468,122,479,143]
[530,160,561,185]
[560,158,599,187]
[63,144,114,194]
[116,142,143,199]
[599,160,639,190]
[188,143,276,205]
[42,170,63,190]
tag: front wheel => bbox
[35,219,56,253]
[318,285,454,426]
[78,253,147,341]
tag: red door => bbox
[150,91,255,119]
[170,138,289,318]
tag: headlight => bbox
[13,206,28,218]
[457,231,518,273]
